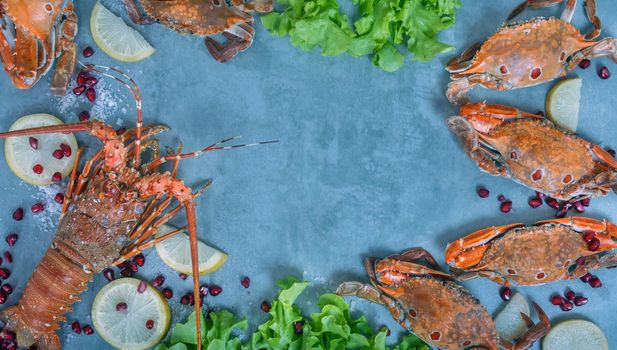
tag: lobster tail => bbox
[0,247,91,349]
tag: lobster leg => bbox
[61,147,86,216]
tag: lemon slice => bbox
[4,113,78,186]
[90,2,155,62]
[494,293,530,343]
[92,278,171,350]
[542,320,608,350]
[155,224,228,275]
[546,77,582,132]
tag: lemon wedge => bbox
[546,77,582,132]
[90,2,155,62]
[4,113,77,186]
[155,224,228,275]
[92,278,171,350]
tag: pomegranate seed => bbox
[560,301,574,311]
[1,284,12,295]
[153,275,165,287]
[32,164,43,174]
[555,207,568,218]
[86,87,96,102]
[581,197,591,207]
[120,268,133,277]
[85,77,98,88]
[497,194,506,202]
[83,325,93,335]
[180,294,191,305]
[116,127,126,135]
[116,302,128,311]
[51,172,62,183]
[582,231,596,242]
[293,321,304,334]
[117,261,128,269]
[103,268,114,282]
[199,284,209,297]
[11,208,23,221]
[574,201,585,213]
[146,320,155,330]
[606,148,616,158]
[0,330,15,340]
[589,276,602,288]
[76,71,87,85]
[82,46,94,58]
[500,200,512,213]
[129,261,138,273]
[209,285,222,296]
[54,193,65,204]
[477,187,489,198]
[580,272,593,283]
[565,290,575,301]
[545,197,559,209]
[528,197,542,208]
[31,203,44,213]
[578,59,591,69]
[5,234,17,247]
[574,296,588,306]
[535,191,546,200]
[599,66,610,79]
[60,143,72,157]
[78,111,90,122]
[499,286,512,301]
[588,238,601,251]
[536,111,545,117]
[162,288,173,299]
[241,276,250,288]
[0,268,10,279]
[133,253,145,267]
[0,291,6,304]
[137,280,147,293]
[260,301,271,312]
[178,273,188,280]
[576,256,586,266]
[28,137,39,150]
[3,252,11,264]
[52,149,64,159]
[71,321,82,334]
[551,295,564,305]
[73,85,86,95]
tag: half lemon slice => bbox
[155,224,228,275]
[546,77,582,132]
[92,278,171,350]
[4,113,77,186]
[90,2,155,62]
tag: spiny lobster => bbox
[0,64,274,349]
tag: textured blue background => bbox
[0,0,617,349]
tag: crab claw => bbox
[445,223,525,269]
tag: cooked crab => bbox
[123,0,272,62]
[447,101,617,201]
[446,0,616,105]
[337,247,550,350]
[445,216,617,286]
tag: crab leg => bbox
[536,216,617,250]
[445,223,525,268]
[583,0,601,39]
[206,22,255,63]
[507,0,574,21]
[446,42,482,73]
[500,303,550,350]
[50,0,78,95]
[446,73,512,106]
[123,0,156,24]
[568,37,617,70]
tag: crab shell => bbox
[372,259,499,350]
[138,0,252,36]
[1,0,65,40]
[450,17,594,88]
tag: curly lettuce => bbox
[155,277,429,350]
[261,0,461,71]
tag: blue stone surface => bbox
[0,0,616,349]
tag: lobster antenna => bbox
[144,137,278,172]
[77,62,144,168]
